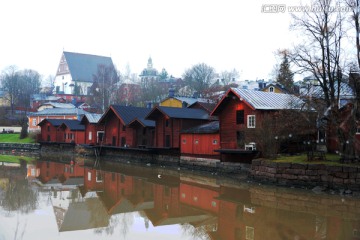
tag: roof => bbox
[99,105,152,126]
[128,117,155,128]
[182,121,219,134]
[146,106,209,120]
[63,51,114,83]
[40,102,75,108]
[299,81,354,99]
[227,88,304,110]
[29,108,87,116]
[38,119,84,129]
[188,101,217,113]
[80,113,102,124]
[59,120,85,131]
[38,119,67,127]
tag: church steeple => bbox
[147,57,153,68]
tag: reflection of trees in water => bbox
[1,178,38,214]
[94,212,135,237]
[181,223,210,240]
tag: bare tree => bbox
[219,68,240,86]
[289,0,348,157]
[0,66,21,113]
[90,64,121,112]
[182,63,216,96]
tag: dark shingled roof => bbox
[38,119,67,127]
[128,117,155,128]
[146,106,209,120]
[59,120,85,131]
[182,121,219,134]
[64,51,114,83]
[100,105,153,126]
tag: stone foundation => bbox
[250,159,360,191]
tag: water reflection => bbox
[1,157,360,239]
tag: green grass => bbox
[0,134,34,143]
[273,153,352,166]
[0,154,35,163]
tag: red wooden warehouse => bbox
[57,120,85,144]
[211,88,306,162]
[80,113,104,145]
[145,106,210,149]
[38,119,67,142]
[180,121,220,159]
[97,105,153,147]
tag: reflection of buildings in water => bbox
[34,159,360,239]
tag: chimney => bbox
[169,88,175,98]
[182,101,188,108]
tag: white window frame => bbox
[32,118,37,126]
[247,115,256,128]
[89,131,92,141]
[269,86,274,92]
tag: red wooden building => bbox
[57,120,85,144]
[97,105,153,147]
[211,88,306,162]
[80,113,104,145]
[38,119,66,142]
[128,117,155,147]
[180,121,220,158]
[145,106,210,149]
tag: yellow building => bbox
[160,96,198,108]
[261,83,287,94]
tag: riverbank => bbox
[38,143,360,193]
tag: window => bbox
[182,139,186,144]
[213,139,218,145]
[32,118,37,126]
[87,172,92,181]
[96,171,103,182]
[89,131,92,141]
[122,125,126,131]
[211,201,217,207]
[269,86,274,92]
[165,119,170,127]
[47,126,50,131]
[246,226,254,240]
[236,110,244,124]
[247,115,256,128]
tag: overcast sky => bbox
[0,0,304,82]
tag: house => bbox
[28,108,87,132]
[30,94,65,109]
[80,113,104,145]
[97,105,153,147]
[180,121,220,159]
[53,51,115,95]
[118,79,141,106]
[145,106,210,149]
[37,119,68,142]
[57,120,85,144]
[261,82,288,94]
[211,88,309,161]
[127,117,155,148]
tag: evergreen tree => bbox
[276,51,294,91]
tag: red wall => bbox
[181,133,220,156]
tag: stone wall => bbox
[250,159,360,191]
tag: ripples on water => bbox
[0,157,359,240]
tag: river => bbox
[0,156,359,240]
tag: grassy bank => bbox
[0,134,34,143]
[273,153,350,166]
[0,154,35,163]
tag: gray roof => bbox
[63,51,114,83]
[29,108,87,116]
[100,105,152,126]
[40,102,75,108]
[146,106,209,120]
[231,88,305,110]
[59,120,85,131]
[129,117,155,128]
[81,113,102,124]
[182,121,219,134]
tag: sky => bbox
[0,0,305,82]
